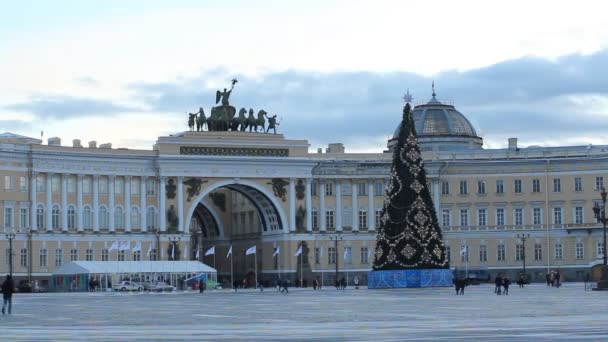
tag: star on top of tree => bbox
[402,89,413,103]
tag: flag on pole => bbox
[119,241,131,251]
[344,248,349,260]
[195,249,200,259]
[146,243,152,258]
[245,246,256,255]
[132,241,142,252]
[109,241,119,251]
[226,245,232,258]
[460,246,468,256]
[273,246,280,257]
[205,246,216,256]
[171,244,175,259]
[294,245,303,256]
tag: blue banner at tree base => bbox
[367,269,453,289]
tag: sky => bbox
[1,0,608,152]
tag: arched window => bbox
[131,207,140,230]
[36,204,44,229]
[99,206,108,229]
[67,205,76,230]
[146,207,157,230]
[83,206,92,228]
[115,207,124,229]
[52,205,60,230]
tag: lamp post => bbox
[329,233,343,284]
[5,227,15,278]
[168,235,181,289]
[517,233,530,276]
[592,187,608,289]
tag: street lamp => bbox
[329,233,343,284]
[5,227,15,278]
[517,233,530,277]
[168,235,181,261]
[592,187,608,289]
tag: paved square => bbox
[0,283,607,341]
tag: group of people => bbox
[87,278,100,292]
[335,277,347,290]
[494,275,511,295]
[546,270,562,287]
[452,277,467,295]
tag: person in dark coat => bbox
[494,275,502,295]
[233,280,238,292]
[340,277,347,290]
[517,274,525,288]
[2,275,15,315]
[502,277,511,295]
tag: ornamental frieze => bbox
[180,146,289,157]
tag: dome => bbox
[388,91,483,152]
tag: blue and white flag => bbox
[109,241,119,251]
[205,246,216,256]
[132,241,142,252]
[294,246,303,257]
[146,243,153,258]
[273,246,280,257]
[226,246,232,258]
[460,246,468,256]
[245,246,256,255]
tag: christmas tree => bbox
[372,101,449,270]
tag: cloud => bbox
[0,120,32,132]
[4,95,140,120]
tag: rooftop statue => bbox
[216,78,238,107]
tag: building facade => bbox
[1,93,607,288]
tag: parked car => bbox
[114,281,144,292]
[145,282,175,292]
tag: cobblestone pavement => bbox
[0,283,606,341]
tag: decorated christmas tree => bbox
[372,101,449,270]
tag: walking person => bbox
[545,273,551,286]
[555,271,561,288]
[354,276,360,290]
[502,276,510,296]
[258,280,264,292]
[494,275,502,295]
[517,274,525,288]
[340,277,347,290]
[2,275,15,315]
[233,280,238,293]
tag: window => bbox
[55,249,63,267]
[314,247,320,265]
[460,209,468,226]
[86,249,93,261]
[99,177,108,194]
[477,208,487,226]
[358,182,367,196]
[52,205,60,230]
[496,208,505,226]
[131,207,140,230]
[344,246,352,264]
[460,245,469,262]
[20,207,28,229]
[359,209,367,229]
[574,177,583,192]
[118,250,126,261]
[36,205,44,229]
[4,207,13,228]
[514,179,522,193]
[496,180,504,194]
[361,247,369,264]
[39,249,47,267]
[115,207,124,229]
[596,176,604,191]
[67,205,76,230]
[328,247,336,264]
[553,207,563,225]
[20,248,27,267]
[131,178,140,195]
[553,178,561,192]
[575,207,584,224]
[99,207,108,229]
[343,208,352,227]
[479,245,487,262]
[534,243,542,260]
[459,180,468,195]
[51,175,60,193]
[311,208,318,229]
[445,246,451,262]
[19,176,27,192]
[532,179,541,193]
[514,208,523,226]
[146,179,156,196]
[375,181,383,196]
[375,209,382,228]
[325,182,333,196]
[497,244,505,261]
[598,242,605,257]
[149,248,157,261]
[326,209,334,229]
[311,181,318,196]
[516,244,524,261]
[3,175,12,190]
[533,208,542,225]
[83,176,92,194]
[477,181,486,194]
[441,181,449,195]
[67,175,76,193]
[576,242,584,259]
[442,209,450,227]
[36,174,45,192]
[341,183,351,196]
[102,249,109,261]
[555,243,563,260]
[133,251,141,261]
[83,207,92,228]
[70,249,78,261]
[147,207,157,229]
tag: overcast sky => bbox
[2,0,608,152]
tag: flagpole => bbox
[230,246,234,290]
[299,243,303,287]
[254,249,258,289]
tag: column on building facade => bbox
[335,180,342,231]
[305,178,312,232]
[319,180,326,232]
[352,181,359,231]
[61,173,68,231]
[433,179,440,220]
[368,180,375,231]
[159,176,166,232]
[108,175,115,232]
[93,175,99,231]
[177,176,184,233]
[140,176,147,232]
[30,172,37,231]
[77,174,83,232]
[45,172,52,231]
[125,175,131,232]
[288,178,296,232]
